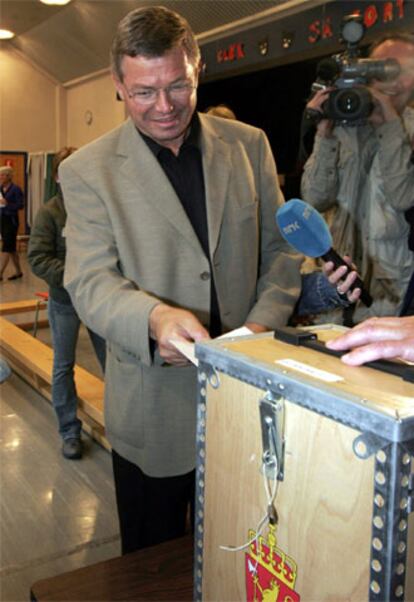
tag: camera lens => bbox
[336,90,361,114]
[328,86,373,123]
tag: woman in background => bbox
[0,165,24,281]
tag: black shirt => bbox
[140,114,222,336]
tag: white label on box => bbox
[275,358,344,383]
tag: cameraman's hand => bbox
[306,89,334,138]
[369,86,399,126]
[306,88,331,113]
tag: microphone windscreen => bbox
[316,58,340,82]
[276,198,333,257]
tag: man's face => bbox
[370,40,414,113]
[114,46,199,154]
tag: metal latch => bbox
[260,392,285,481]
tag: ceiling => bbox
[0,0,313,85]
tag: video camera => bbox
[311,14,400,125]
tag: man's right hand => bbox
[149,304,210,366]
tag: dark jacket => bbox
[27,192,72,304]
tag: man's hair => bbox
[205,104,237,120]
[369,31,414,55]
[52,147,77,180]
[111,6,200,82]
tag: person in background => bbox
[0,165,24,281]
[301,33,414,325]
[205,104,237,120]
[59,6,301,553]
[326,315,414,365]
[28,147,106,461]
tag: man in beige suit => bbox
[60,6,302,553]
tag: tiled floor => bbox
[0,252,120,601]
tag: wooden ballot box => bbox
[193,327,414,602]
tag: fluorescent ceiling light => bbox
[0,29,15,39]
[39,0,72,5]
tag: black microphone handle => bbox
[321,248,373,307]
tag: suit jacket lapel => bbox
[115,119,204,253]
[199,114,231,257]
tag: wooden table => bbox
[31,535,193,601]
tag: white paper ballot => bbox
[170,326,253,366]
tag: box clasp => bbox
[260,392,285,481]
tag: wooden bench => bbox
[30,535,193,601]
[0,299,47,316]
[0,316,107,448]
[0,298,49,332]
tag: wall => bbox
[0,47,61,152]
[0,47,126,154]
[65,72,126,148]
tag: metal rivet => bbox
[396,585,404,597]
[371,559,382,572]
[374,494,384,508]
[402,453,411,465]
[373,516,384,529]
[372,537,383,551]
[400,498,408,510]
[399,519,407,532]
[370,580,381,594]
[396,563,405,575]
[401,475,409,487]
[398,541,406,554]
[375,471,386,485]
[376,450,387,463]
[355,440,367,457]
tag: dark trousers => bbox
[112,449,195,554]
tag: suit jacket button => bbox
[200,271,210,281]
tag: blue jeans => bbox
[48,297,106,441]
[296,271,349,317]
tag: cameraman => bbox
[301,33,414,325]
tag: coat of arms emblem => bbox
[245,524,300,601]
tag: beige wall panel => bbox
[66,73,126,148]
[0,48,59,152]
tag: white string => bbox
[219,455,280,553]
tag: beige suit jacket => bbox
[60,113,302,476]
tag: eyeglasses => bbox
[125,81,196,105]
